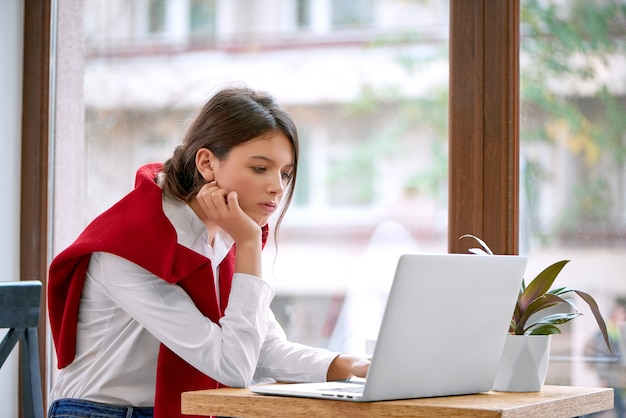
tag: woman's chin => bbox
[248,213,270,228]
[256,218,270,228]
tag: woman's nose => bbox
[268,173,285,194]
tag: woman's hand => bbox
[326,354,371,381]
[195,181,262,277]
[196,181,261,243]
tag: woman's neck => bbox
[188,197,220,246]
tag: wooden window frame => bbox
[21,0,51,413]
[448,0,520,255]
[20,0,519,413]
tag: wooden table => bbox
[182,384,613,417]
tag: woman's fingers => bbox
[197,182,227,214]
[209,188,230,212]
[225,191,239,209]
[196,183,259,243]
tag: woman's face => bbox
[210,132,294,226]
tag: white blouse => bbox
[50,192,337,406]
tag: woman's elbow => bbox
[217,359,255,388]
[220,372,252,388]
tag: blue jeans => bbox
[48,398,154,418]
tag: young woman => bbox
[47,87,370,418]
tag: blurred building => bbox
[82,2,450,346]
[79,2,626,394]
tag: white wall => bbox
[0,1,24,417]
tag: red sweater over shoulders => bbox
[48,163,267,418]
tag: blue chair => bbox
[0,281,44,418]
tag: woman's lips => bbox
[259,202,277,213]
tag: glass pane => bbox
[296,0,312,29]
[520,0,626,404]
[332,0,375,28]
[148,0,167,33]
[83,0,449,352]
[189,0,216,38]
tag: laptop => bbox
[250,253,527,402]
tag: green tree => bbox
[521,0,626,242]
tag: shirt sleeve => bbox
[92,251,274,387]
[252,309,339,384]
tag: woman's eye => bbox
[253,167,266,173]
[281,172,292,181]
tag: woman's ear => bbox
[195,148,216,182]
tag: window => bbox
[296,0,312,29]
[81,0,449,352]
[519,0,626,390]
[44,0,624,403]
[189,0,216,38]
[147,0,167,34]
[332,0,375,28]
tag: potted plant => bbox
[460,234,612,391]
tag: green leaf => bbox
[458,234,494,255]
[515,293,574,334]
[547,286,569,295]
[533,287,612,354]
[523,312,582,334]
[573,289,612,355]
[509,318,516,334]
[458,234,612,352]
[518,260,570,313]
[526,324,562,335]
[468,248,490,255]
[520,278,527,293]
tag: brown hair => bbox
[162,86,299,234]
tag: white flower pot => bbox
[492,334,551,392]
